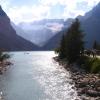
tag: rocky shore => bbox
[54,57,100,100]
[0,61,12,75]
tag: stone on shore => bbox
[54,56,100,99]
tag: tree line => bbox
[56,18,84,64]
[55,18,100,73]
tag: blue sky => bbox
[0,0,100,24]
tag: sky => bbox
[0,0,100,24]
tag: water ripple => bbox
[32,52,80,100]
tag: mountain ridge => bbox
[0,6,39,51]
[13,19,64,46]
[42,2,100,50]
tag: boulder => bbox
[87,90,100,97]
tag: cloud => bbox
[61,0,100,19]
[76,1,89,11]
[7,5,51,24]
[0,0,11,10]
[0,0,100,24]
[39,0,100,18]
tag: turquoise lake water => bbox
[0,51,80,100]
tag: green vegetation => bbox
[0,51,10,62]
[58,18,84,64]
[59,34,67,59]
[93,40,100,50]
[55,18,100,73]
[79,56,100,73]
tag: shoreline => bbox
[0,61,12,75]
[54,56,100,100]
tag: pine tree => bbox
[59,19,84,64]
[93,40,100,50]
[59,34,66,59]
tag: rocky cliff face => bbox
[0,6,39,51]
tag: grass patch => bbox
[90,58,100,73]
[77,56,100,73]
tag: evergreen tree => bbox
[59,19,84,64]
[59,34,66,59]
[93,40,100,50]
[93,40,97,49]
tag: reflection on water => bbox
[0,51,80,100]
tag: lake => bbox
[0,51,80,100]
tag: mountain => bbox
[0,6,38,51]
[41,30,64,50]
[42,19,74,50]
[13,19,64,46]
[80,2,100,48]
[42,2,100,50]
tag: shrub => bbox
[54,47,60,54]
[0,52,10,62]
[78,56,100,73]
[77,56,91,72]
[91,58,100,73]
